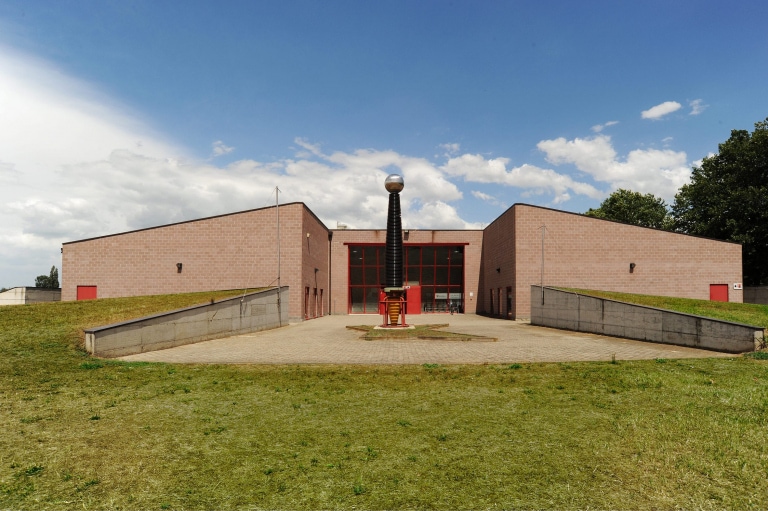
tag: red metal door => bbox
[76,286,97,300]
[406,286,422,315]
[710,284,728,302]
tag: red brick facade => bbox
[62,203,330,322]
[482,204,743,318]
[62,202,742,320]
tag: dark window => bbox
[451,246,464,264]
[349,244,465,314]
[350,249,363,266]
[435,246,449,265]
[407,266,420,284]
[421,266,435,285]
[365,288,380,311]
[435,267,449,285]
[450,267,462,285]
[422,247,435,265]
[351,287,364,313]
[364,246,378,265]
[364,267,379,286]
[350,267,363,285]
[407,246,421,266]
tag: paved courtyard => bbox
[119,313,734,365]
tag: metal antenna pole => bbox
[276,186,282,326]
[539,224,546,305]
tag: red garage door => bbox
[710,284,728,302]
[77,286,97,300]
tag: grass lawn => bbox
[563,288,768,329]
[2,293,768,509]
[347,324,494,341]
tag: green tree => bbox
[585,189,672,229]
[35,266,60,288]
[672,117,768,286]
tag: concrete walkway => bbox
[119,314,735,365]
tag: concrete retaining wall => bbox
[0,287,61,306]
[530,286,764,353]
[84,287,289,357]
[745,286,768,305]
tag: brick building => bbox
[62,202,743,321]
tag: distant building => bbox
[0,287,62,306]
[61,202,743,322]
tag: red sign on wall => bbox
[709,284,728,302]
[76,286,97,300]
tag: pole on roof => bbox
[276,186,282,326]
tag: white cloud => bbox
[211,140,234,157]
[471,191,494,202]
[471,190,506,208]
[591,120,619,133]
[537,134,690,199]
[440,154,603,200]
[689,99,708,115]
[293,137,324,158]
[0,45,181,170]
[43,146,469,234]
[439,143,461,157]
[537,135,617,178]
[0,43,186,286]
[641,101,682,120]
[412,201,483,229]
[324,146,463,204]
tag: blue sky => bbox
[1,1,767,288]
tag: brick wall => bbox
[494,204,742,319]
[300,207,331,319]
[479,206,515,316]
[62,203,326,322]
[62,201,742,322]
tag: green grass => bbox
[347,324,494,341]
[563,288,768,328]
[2,293,768,509]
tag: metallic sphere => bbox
[384,174,405,193]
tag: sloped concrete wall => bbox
[0,287,61,306]
[531,286,763,353]
[745,286,768,305]
[0,287,26,306]
[85,287,288,357]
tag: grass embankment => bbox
[564,288,768,328]
[2,294,768,509]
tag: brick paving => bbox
[119,314,735,365]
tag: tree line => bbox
[36,266,60,288]
[585,117,768,286]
